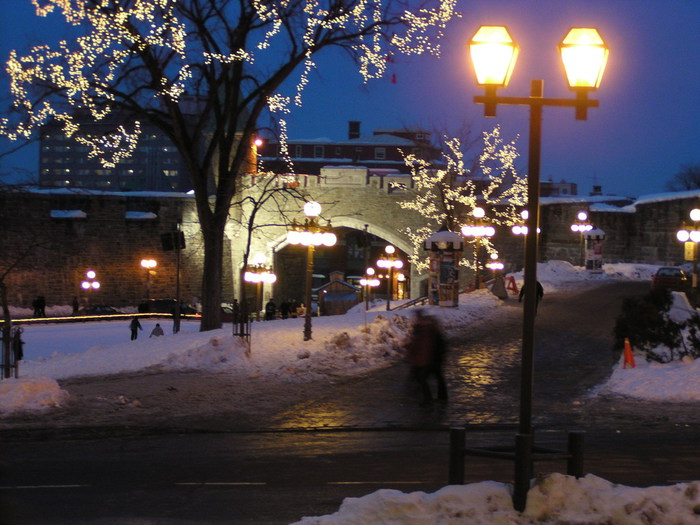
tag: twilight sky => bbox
[1,0,699,198]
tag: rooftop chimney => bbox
[348,121,360,140]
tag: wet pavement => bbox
[264,281,700,437]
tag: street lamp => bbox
[469,24,608,510]
[140,258,157,300]
[461,207,496,289]
[81,270,100,305]
[570,211,593,267]
[360,267,380,310]
[676,208,700,289]
[243,253,277,320]
[377,245,404,311]
[287,201,337,340]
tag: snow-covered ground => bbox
[3,260,700,524]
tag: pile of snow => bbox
[292,473,700,525]
[0,376,69,415]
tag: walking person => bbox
[519,280,544,310]
[129,316,143,340]
[264,299,276,320]
[405,309,448,406]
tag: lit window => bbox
[163,170,179,177]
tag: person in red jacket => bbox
[406,309,448,406]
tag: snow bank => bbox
[0,376,70,415]
[291,473,700,525]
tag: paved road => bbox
[3,281,700,524]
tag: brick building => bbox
[257,121,442,175]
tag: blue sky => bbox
[1,0,699,198]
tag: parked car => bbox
[78,305,121,316]
[650,266,690,292]
[137,299,198,315]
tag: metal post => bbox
[567,431,585,478]
[386,264,393,311]
[448,427,466,485]
[515,80,543,508]
[304,244,314,341]
[520,79,543,436]
[513,433,534,512]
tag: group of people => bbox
[129,317,164,340]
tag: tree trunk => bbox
[199,218,226,331]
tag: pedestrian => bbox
[405,309,448,406]
[32,297,40,317]
[280,300,290,319]
[519,280,544,310]
[265,299,276,320]
[11,326,24,362]
[72,296,80,315]
[231,299,241,324]
[37,295,46,317]
[149,323,164,337]
[129,316,143,340]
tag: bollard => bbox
[448,427,466,484]
[513,433,533,512]
[567,430,585,478]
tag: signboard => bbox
[685,241,696,262]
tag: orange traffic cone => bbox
[506,276,519,295]
[623,337,636,369]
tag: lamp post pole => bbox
[303,243,314,340]
[286,201,337,341]
[469,25,608,511]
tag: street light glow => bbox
[469,26,519,87]
[559,28,609,89]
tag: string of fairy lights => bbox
[4,0,458,175]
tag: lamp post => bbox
[570,211,593,267]
[360,267,380,310]
[140,258,157,300]
[287,201,337,340]
[243,253,277,320]
[469,24,608,510]
[461,207,496,289]
[676,208,700,290]
[377,245,404,311]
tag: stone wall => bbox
[3,185,700,310]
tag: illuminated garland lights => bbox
[5,0,458,172]
[399,126,528,272]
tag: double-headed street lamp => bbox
[469,24,608,510]
[287,202,337,341]
[461,207,496,289]
[377,245,404,311]
[570,211,593,266]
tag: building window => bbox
[294,145,303,157]
[163,170,179,177]
[314,145,324,158]
[374,147,386,160]
[335,146,342,156]
[415,133,426,141]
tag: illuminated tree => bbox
[399,125,527,272]
[0,0,459,330]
